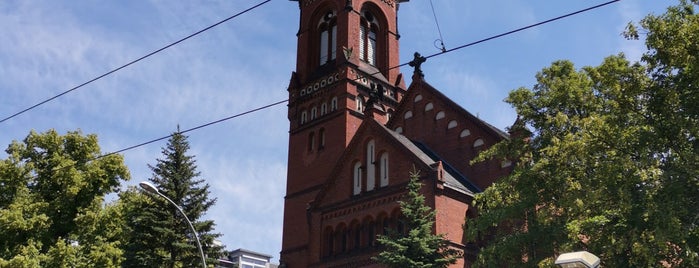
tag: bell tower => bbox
[282,0,408,267]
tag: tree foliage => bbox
[121,130,223,267]
[467,1,698,267]
[0,130,130,267]
[374,171,462,268]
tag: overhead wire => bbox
[29,0,620,177]
[390,0,621,71]
[0,0,272,124]
[429,0,447,52]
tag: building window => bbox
[331,97,338,111]
[311,107,318,120]
[474,138,485,148]
[319,128,326,149]
[323,227,334,257]
[318,11,337,65]
[460,129,471,138]
[366,140,376,192]
[424,102,434,112]
[395,126,403,134]
[380,152,389,187]
[301,110,308,124]
[321,102,328,115]
[403,111,413,119]
[308,132,315,151]
[356,96,365,112]
[353,162,362,195]
[448,120,458,129]
[435,111,445,120]
[359,11,378,65]
[414,94,423,102]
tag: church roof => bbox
[377,121,480,195]
[388,75,510,141]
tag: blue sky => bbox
[0,0,672,262]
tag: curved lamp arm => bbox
[140,181,207,268]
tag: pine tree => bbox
[123,130,223,267]
[374,171,462,268]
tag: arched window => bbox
[474,138,485,148]
[351,221,361,250]
[301,111,308,124]
[366,140,376,191]
[330,97,338,111]
[424,102,434,112]
[323,226,334,257]
[359,11,378,65]
[353,162,362,195]
[319,128,326,149]
[308,132,315,152]
[380,152,389,187]
[356,96,365,112]
[435,111,445,120]
[318,11,337,65]
[414,94,423,102]
[320,102,328,115]
[311,107,318,120]
[448,120,458,129]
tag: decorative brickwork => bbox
[282,1,511,267]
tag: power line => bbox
[429,0,446,52]
[96,99,288,160]
[39,99,288,178]
[102,0,622,161]
[0,0,272,125]
[395,0,621,70]
[34,0,620,177]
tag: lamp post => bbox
[554,251,600,268]
[139,181,207,268]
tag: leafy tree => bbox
[122,130,223,267]
[374,171,462,268]
[467,1,698,267]
[0,129,130,267]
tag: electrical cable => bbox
[391,0,621,71]
[429,0,446,52]
[28,0,620,177]
[0,0,272,124]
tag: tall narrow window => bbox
[359,11,378,65]
[353,162,362,195]
[366,140,375,191]
[311,107,318,120]
[380,152,389,187]
[308,132,315,152]
[356,96,365,112]
[320,102,328,115]
[330,97,338,111]
[301,111,308,124]
[319,128,326,149]
[319,11,337,65]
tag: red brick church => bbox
[281,1,512,267]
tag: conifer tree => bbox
[123,130,223,267]
[374,171,462,268]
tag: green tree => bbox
[0,129,130,267]
[467,1,698,267]
[122,130,223,267]
[374,171,462,268]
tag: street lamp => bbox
[139,181,207,268]
[555,251,600,268]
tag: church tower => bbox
[282,1,409,267]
